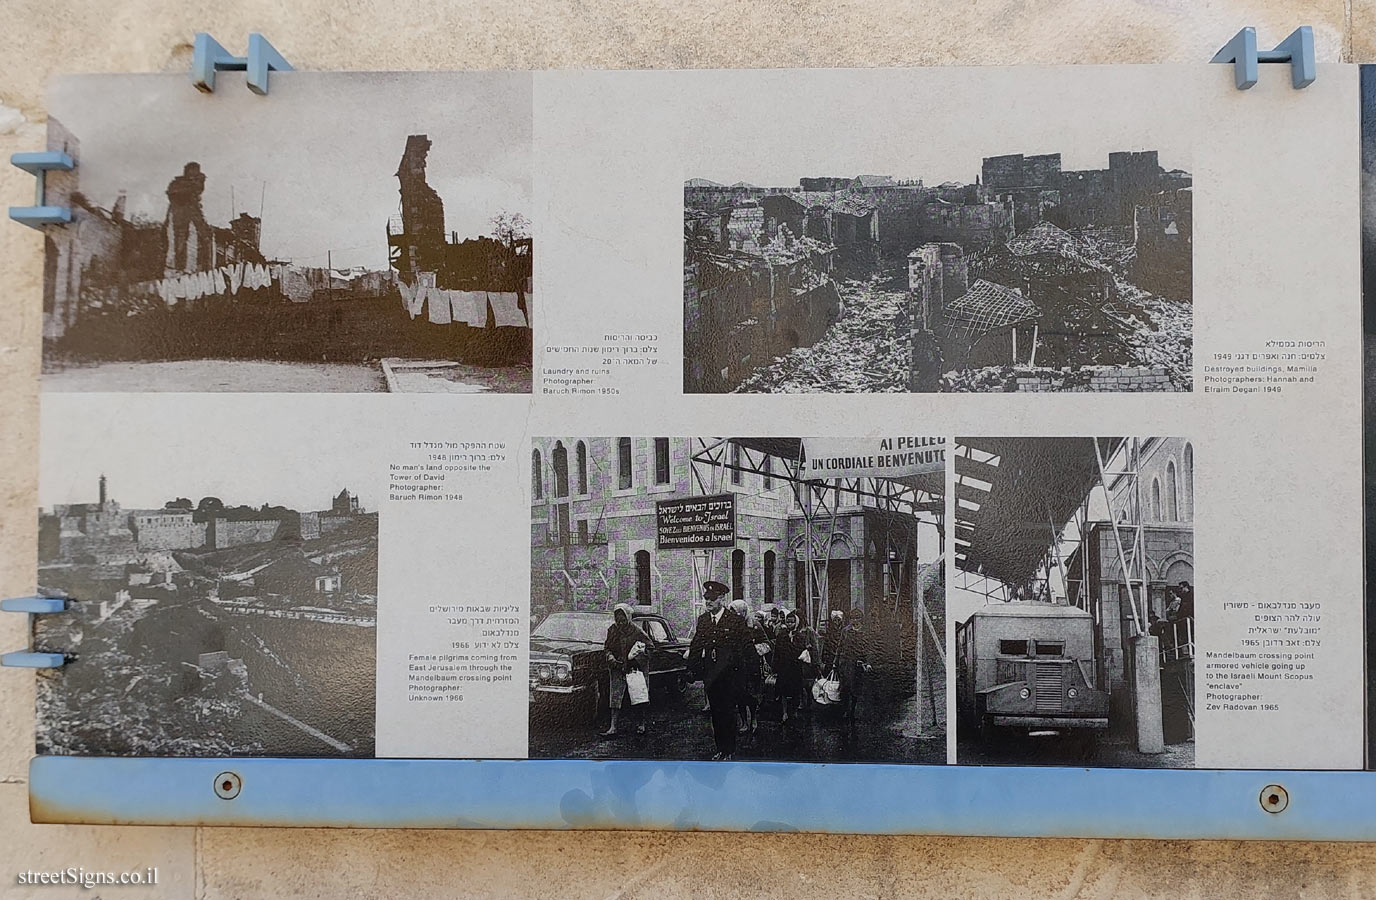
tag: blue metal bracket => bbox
[1,596,67,614]
[9,151,74,229]
[1212,26,1316,90]
[191,33,292,95]
[2,651,64,669]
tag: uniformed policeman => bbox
[688,580,747,760]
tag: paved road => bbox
[381,358,532,393]
[956,728,1195,768]
[531,680,946,765]
[43,359,387,392]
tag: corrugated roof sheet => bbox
[1006,222,1108,272]
[944,279,1040,333]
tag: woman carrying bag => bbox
[601,603,652,738]
[836,610,874,731]
[776,609,817,725]
[730,599,769,735]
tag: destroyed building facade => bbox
[386,133,533,364]
[685,149,1192,394]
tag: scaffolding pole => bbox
[1093,437,1146,635]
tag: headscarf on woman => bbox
[602,603,653,733]
[605,603,651,668]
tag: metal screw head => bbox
[1260,784,1289,814]
[214,771,242,800]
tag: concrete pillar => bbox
[1130,634,1165,754]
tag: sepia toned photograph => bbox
[528,436,946,764]
[35,404,378,757]
[40,72,532,393]
[685,148,1191,394]
[952,437,1195,768]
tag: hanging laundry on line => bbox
[487,291,528,328]
[449,290,487,326]
[427,290,452,325]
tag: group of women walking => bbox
[599,596,880,749]
[731,602,875,734]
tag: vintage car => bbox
[529,609,691,723]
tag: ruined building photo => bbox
[683,150,1192,394]
[39,73,534,393]
[386,133,533,374]
[42,120,407,381]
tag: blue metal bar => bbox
[1270,26,1317,89]
[190,33,233,91]
[245,33,293,95]
[26,757,1376,839]
[10,151,74,175]
[9,206,71,227]
[1,596,66,614]
[3,652,64,669]
[1212,27,1260,89]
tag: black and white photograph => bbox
[952,437,1195,768]
[684,150,1191,394]
[528,436,945,763]
[35,406,378,758]
[40,72,532,393]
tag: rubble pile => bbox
[719,215,1190,393]
[940,367,1022,392]
[1117,281,1193,389]
[1073,229,1138,272]
[35,600,251,757]
[736,280,911,393]
[758,227,834,267]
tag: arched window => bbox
[531,449,543,500]
[1165,460,1178,522]
[617,437,633,490]
[576,441,588,495]
[552,441,569,498]
[764,550,776,604]
[731,549,745,601]
[1151,478,1161,520]
[1182,443,1193,521]
[762,456,773,490]
[730,442,742,485]
[635,550,651,605]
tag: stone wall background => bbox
[0,2,1371,897]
